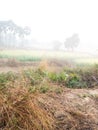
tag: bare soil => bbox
[0,58,73,73]
[37,88,98,130]
[0,59,38,72]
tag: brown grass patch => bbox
[0,87,54,130]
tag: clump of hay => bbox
[38,60,49,71]
[0,86,54,130]
[38,60,57,72]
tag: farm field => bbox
[0,50,98,130]
[0,49,98,63]
[0,50,98,71]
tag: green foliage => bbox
[28,86,37,93]
[0,54,41,62]
[0,72,17,90]
[48,73,58,82]
[65,73,87,88]
[0,65,98,91]
[48,72,68,83]
[39,85,49,93]
[17,56,41,62]
[0,73,8,86]
[24,69,47,85]
[48,65,98,88]
[65,73,80,88]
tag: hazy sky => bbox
[0,0,98,51]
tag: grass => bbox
[0,69,55,129]
[0,65,98,91]
[0,54,41,62]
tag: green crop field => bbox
[0,50,98,65]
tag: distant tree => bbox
[52,41,62,51]
[0,20,31,48]
[64,33,80,51]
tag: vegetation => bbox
[0,50,98,64]
[48,65,98,88]
[64,33,80,51]
[0,20,31,48]
[0,49,98,88]
[0,65,98,129]
[0,49,98,130]
[0,65,98,91]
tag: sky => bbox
[0,0,98,51]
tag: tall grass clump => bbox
[0,86,54,130]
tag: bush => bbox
[23,69,47,85]
[48,65,98,88]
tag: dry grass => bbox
[38,59,72,73]
[60,109,97,130]
[0,86,54,130]
[0,82,98,130]
[36,89,98,130]
[38,60,49,71]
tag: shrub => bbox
[23,69,47,85]
[48,65,98,88]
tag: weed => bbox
[39,85,49,93]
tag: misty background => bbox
[0,0,98,53]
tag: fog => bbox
[0,0,98,53]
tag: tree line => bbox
[0,20,80,50]
[0,20,31,48]
[53,33,80,51]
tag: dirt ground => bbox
[0,58,74,73]
[37,88,98,130]
[0,58,38,72]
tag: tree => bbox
[0,20,31,48]
[64,33,80,51]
